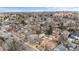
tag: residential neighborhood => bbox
[0,11,79,51]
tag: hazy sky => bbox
[0,7,79,12]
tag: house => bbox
[68,32,79,44]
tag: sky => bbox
[0,7,79,12]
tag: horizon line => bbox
[0,7,79,12]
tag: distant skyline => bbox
[0,7,79,12]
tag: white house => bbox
[68,32,79,44]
